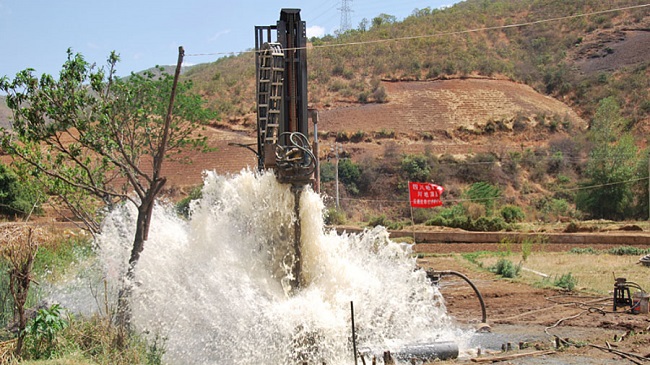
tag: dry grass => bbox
[476,252,650,295]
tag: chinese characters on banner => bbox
[408,182,444,208]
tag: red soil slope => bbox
[0,78,584,193]
[320,78,583,135]
[161,78,584,190]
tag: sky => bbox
[0,0,459,80]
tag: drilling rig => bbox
[255,9,316,292]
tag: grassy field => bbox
[462,250,650,295]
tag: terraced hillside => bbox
[159,77,584,191]
[0,76,583,197]
[318,78,584,154]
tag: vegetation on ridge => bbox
[185,0,649,131]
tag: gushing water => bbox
[59,170,464,364]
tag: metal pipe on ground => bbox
[394,342,459,362]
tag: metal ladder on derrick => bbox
[257,42,284,167]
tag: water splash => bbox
[64,169,464,364]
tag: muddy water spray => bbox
[73,170,463,364]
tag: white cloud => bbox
[306,25,325,39]
[208,29,231,43]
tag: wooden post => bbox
[383,351,394,365]
[351,301,358,365]
[408,182,415,242]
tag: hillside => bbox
[160,77,584,188]
[0,0,648,224]
[319,78,584,150]
[159,0,649,225]
[185,0,648,129]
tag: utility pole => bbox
[331,142,343,209]
[310,109,320,194]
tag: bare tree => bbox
[1,226,41,356]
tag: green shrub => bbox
[472,216,508,232]
[500,205,525,223]
[320,162,336,183]
[607,246,650,256]
[367,214,388,227]
[490,258,521,278]
[0,163,43,218]
[400,154,431,182]
[324,208,346,225]
[358,91,370,103]
[367,215,404,230]
[554,273,577,291]
[350,130,366,142]
[335,131,350,142]
[332,64,345,77]
[563,221,581,233]
[338,159,361,195]
[455,154,499,184]
[425,215,448,227]
[387,221,406,230]
[375,128,395,138]
[464,182,501,215]
[146,334,167,365]
[569,247,599,254]
[23,304,69,359]
[425,211,508,232]
[412,208,437,224]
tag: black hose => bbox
[427,270,487,324]
[624,282,645,292]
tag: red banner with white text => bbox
[408,182,444,208]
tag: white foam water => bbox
[63,169,465,364]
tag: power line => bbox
[334,176,650,205]
[321,148,645,165]
[185,3,650,58]
[309,3,650,52]
[310,2,341,24]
